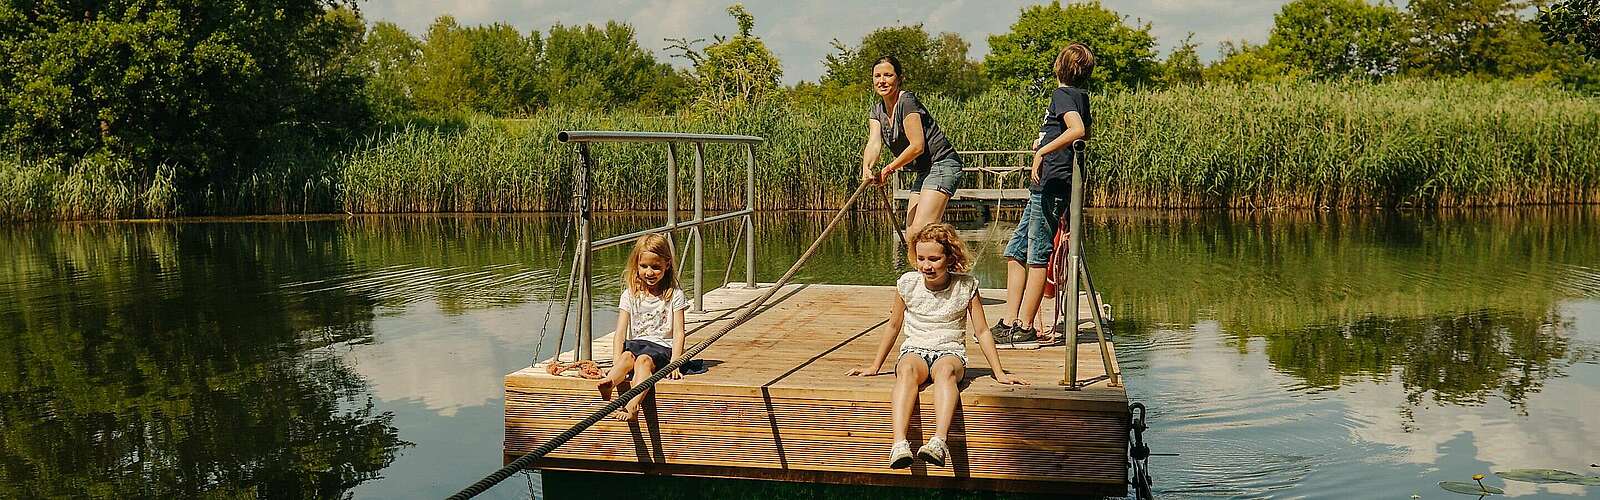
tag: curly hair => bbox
[906,223,971,273]
[1054,43,1095,86]
[623,232,677,299]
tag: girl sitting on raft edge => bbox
[847,223,1029,469]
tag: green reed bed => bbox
[7,79,1598,221]
[1085,80,1600,208]
[1,149,336,222]
[339,79,1600,213]
[0,153,176,221]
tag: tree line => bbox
[360,0,1600,116]
[2,0,1596,216]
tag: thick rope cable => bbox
[447,181,875,500]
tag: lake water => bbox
[2,209,1597,499]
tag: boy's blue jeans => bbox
[1003,191,1067,266]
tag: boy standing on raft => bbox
[993,43,1096,347]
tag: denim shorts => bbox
[907,158,964,196]
[1004,191,1067,266]
[898,345,968,368]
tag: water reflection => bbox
[1085,208,1600,498]
[1093,209,1600,406]
[2,208,1598,498]
[0,222,407,498]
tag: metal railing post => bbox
[1081,259,1119,387]
[556,130,764,360]
[692,142,705,312]
[577,143,595,362]
[1062,141,1084,389]
[744,143,757,288]
[666,143,678,261]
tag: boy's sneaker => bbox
[917,437,949,467]
[889,441,913,469]
[994,323,1040,350]
[987,320,1013,342]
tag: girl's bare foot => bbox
[597,380,613,401]
[619,404,640,422]
[609,409,630,421]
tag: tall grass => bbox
[0,153,176,221]
[7,79,1599,221]
[340,79,1600,213]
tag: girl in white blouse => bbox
[848,223,1028,469]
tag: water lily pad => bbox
[1495,469,1600,485]
[1496,469,1585,484]
[1439,481,1504,495]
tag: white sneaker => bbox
[917,437,949,467]
[889,440,913,469]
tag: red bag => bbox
[1042,226,1071,298]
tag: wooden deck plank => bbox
[505,283,1129,495]
[893,189,1031,201]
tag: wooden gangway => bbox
[891,150,1034,210]
[505,283,1128,496]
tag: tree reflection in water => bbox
[1082,207,1600,415]
[0,222,407,498]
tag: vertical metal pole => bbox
[666,143,678,261]
[577,144,594,362]
[1062,143,1084,389]
[1081,263,1119,386]
[692,142,705,312]
[744,143,757,288]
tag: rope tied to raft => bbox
[447,180,878,500]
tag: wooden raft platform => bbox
[504,283,1128,496]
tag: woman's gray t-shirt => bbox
[869,91,959,173]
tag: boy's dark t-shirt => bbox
[869,91,959,173]
[1034,86,1092,193]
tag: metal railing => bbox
[889,150,1034,206]
[558,130,762,361]
[1058,140,1119,389]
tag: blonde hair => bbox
[906,223,971,273]
[623,233,676,298]
[1054,43,1095,86]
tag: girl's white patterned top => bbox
[896,271,977,352]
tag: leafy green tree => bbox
[1157,34,1206,87]
[822,25,986,99]
[0,1,372,188]
[1539,0,1600,60]
[1205,40,1304,83]
[360,22,423,121]
[983,0,1159,93]
[673,4,783,104]
[543,22,689,111]
[1268,0,1407,79]
[411,17,477,114]
[1405,0,1549,77]
[410,16,541,116]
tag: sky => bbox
[359,0,1292,84]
